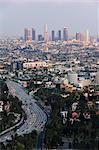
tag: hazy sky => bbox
[0,0,98,37]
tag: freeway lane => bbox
[7,80,47,134]
[0,80,47,143]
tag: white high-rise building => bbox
[44,24,49,42]
[85,29,90,43]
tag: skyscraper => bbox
[76,32,81,41]
[63,27,68,41]
[24,28,29,41]
[32,28,36,41]
[58,30,61,40]
[51,30,55,41]
[24,28,36,41]
[85,29,90,43]
[44,24,49,42]
[80,33,84,42]
[38,34,43,41]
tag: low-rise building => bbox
[23,61,48,69]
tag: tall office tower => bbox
[80,33,84,42]
[44,24,49,42]
[58,30,61,40]
[24,28,35,41]
[85,29,90,43]
[24,28,29,41]
[63,27,68,41]
[51,30,55,41]
[38,34,43,41]
[76,32,81,41]
[32,28,36,40]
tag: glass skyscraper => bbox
[63,27,68,41]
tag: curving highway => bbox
[0,80,47,143]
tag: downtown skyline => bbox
[0,0,98,37]
[24,26,92,43]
